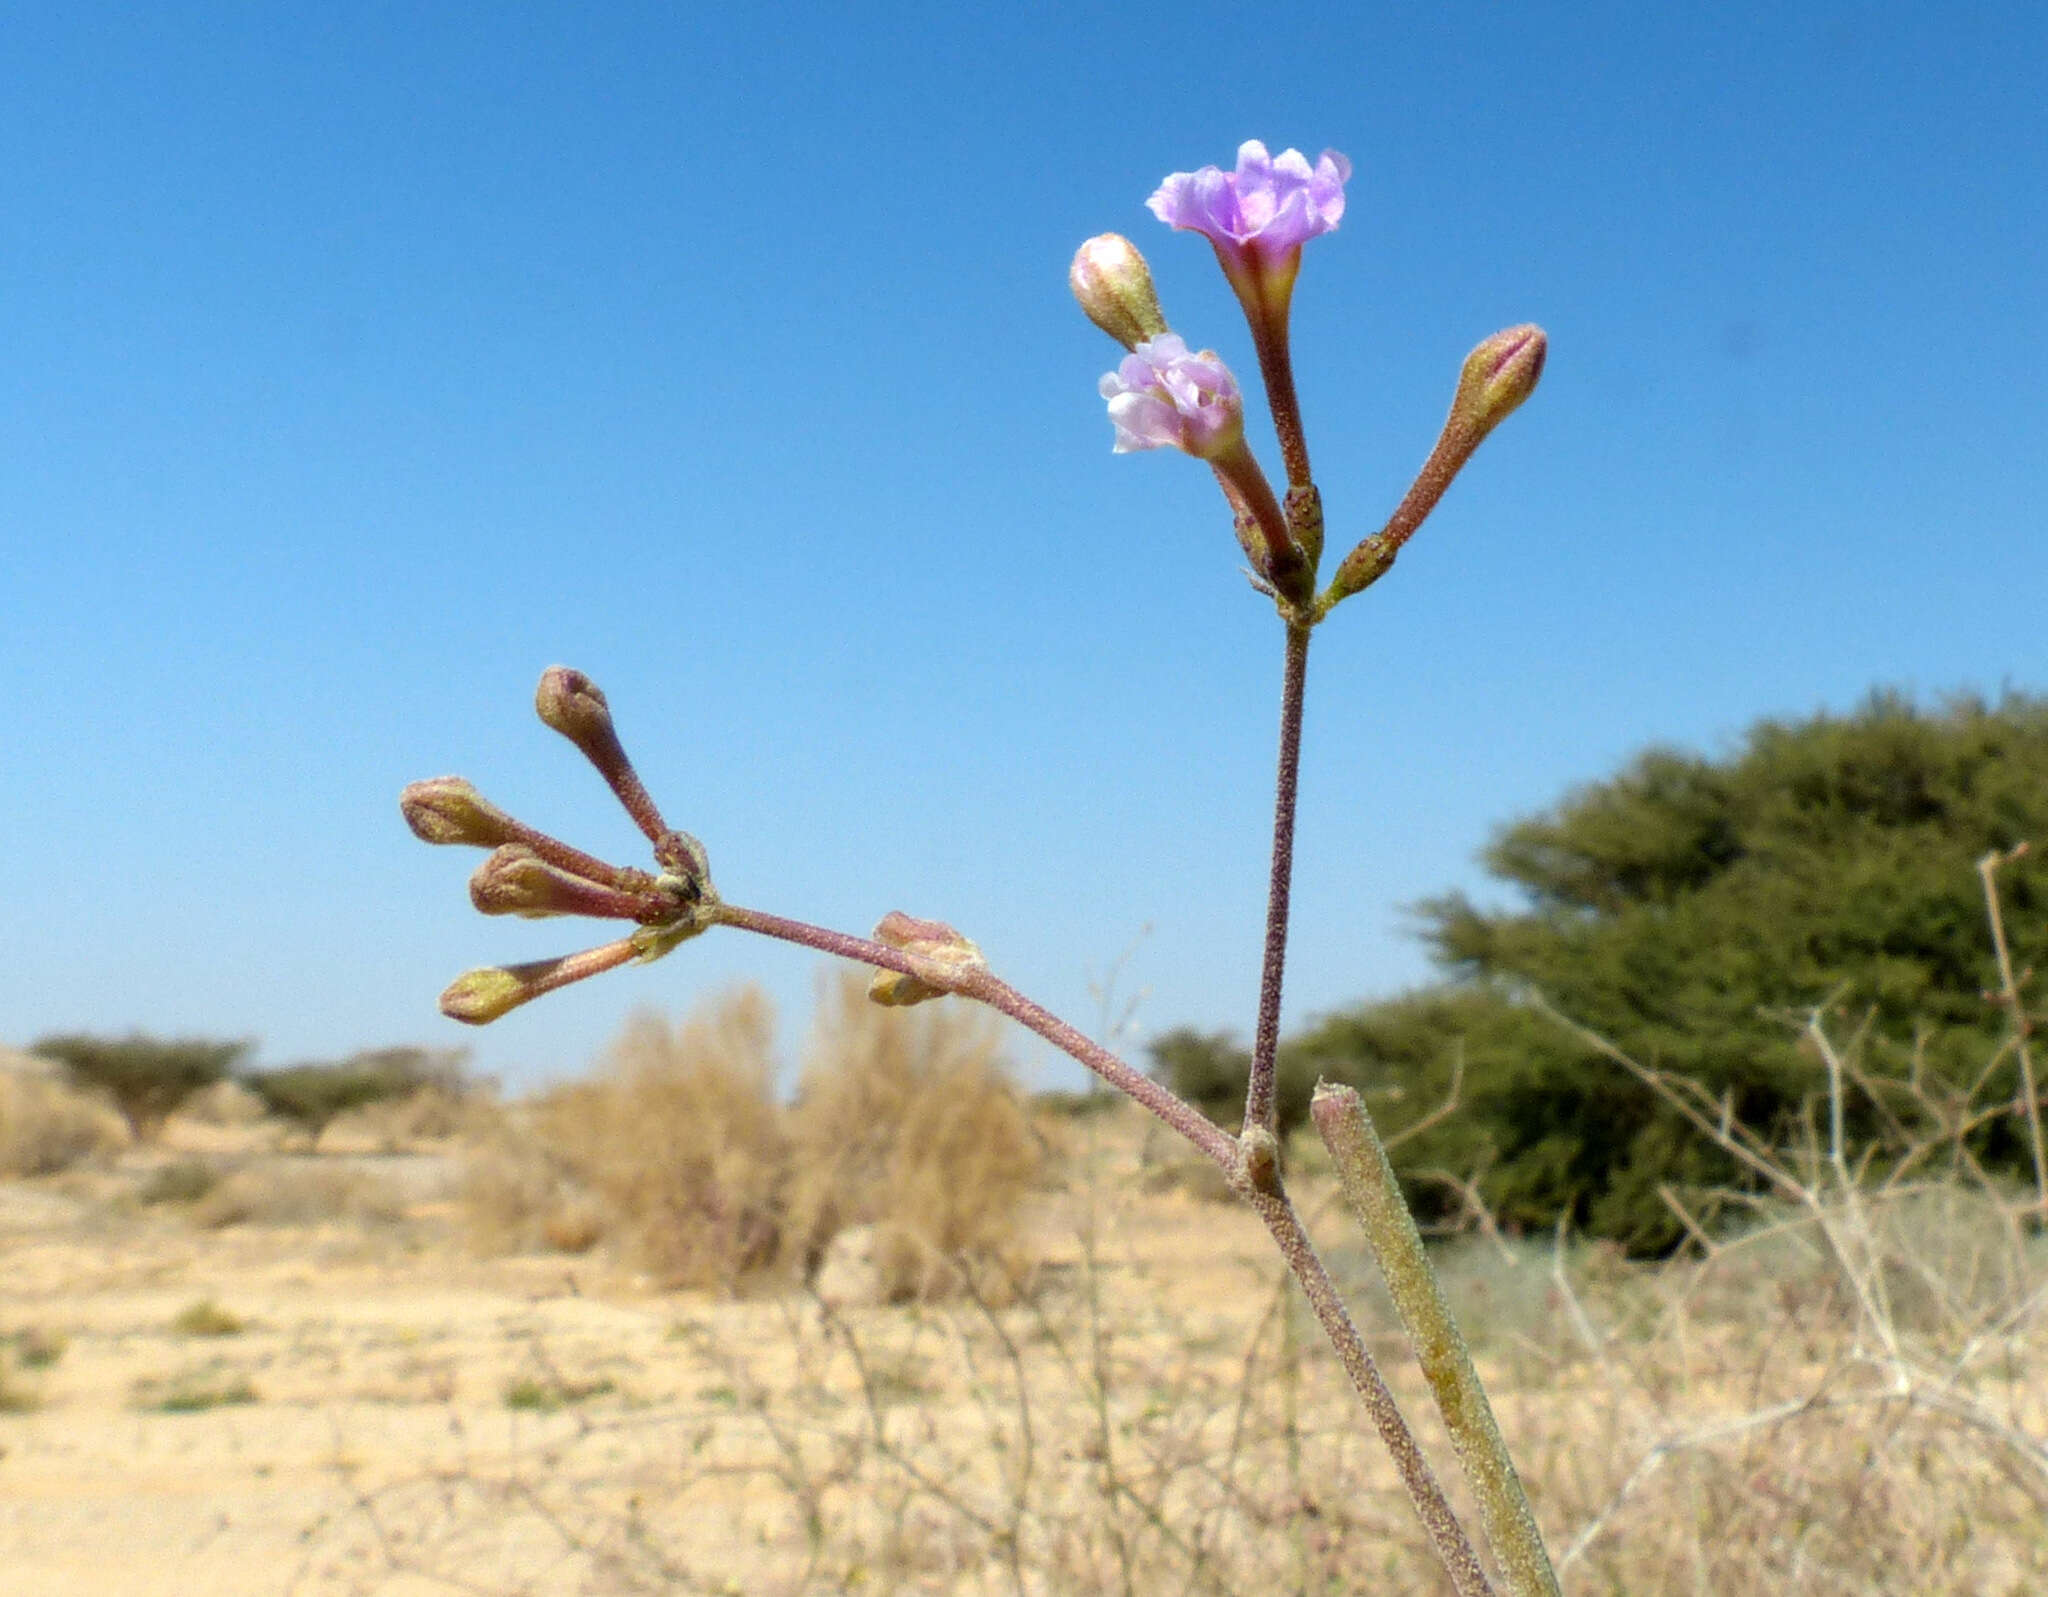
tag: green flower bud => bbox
[1321,324,1548,613]
[438,966,531,1025]
[400,777,518,848]
[1070,234,1170,351]
[438,938,643,1026]
[1449,324,1547,445]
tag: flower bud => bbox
[439,939,642,1026]
[439,967,530,1025]
[468,844,682,923]
[534,666,671,845]
[1449,324,1547,445]
[400,777,519,848]
[1070,233,1169,351]
[534,666,627,769]
[1320,325,1547,613]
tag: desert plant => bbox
[785,970,1041,1300]
[1325,692,2048,1249]
[5,1326,67,1369]
[28,1032,249,1142]
[170,1298,245,1337]
[513,988,788,1289]
[0,1067,129,1175]
[241,1046,461,1146]
[402,141,1558,1593]
[136,1365,258,1413]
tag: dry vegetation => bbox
[0,1059,129,1177]
[2,979,2044,1595]
[462,976,1041,1301]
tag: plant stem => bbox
[710,901,1236,1167]
[714,897,1497,1591]
[1248,317,1313,491]
[1313,1083,1560,1597]
[1246,621,1311,1136]
[1241,1179,1498,1597]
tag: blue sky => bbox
[4,3,2044,1093]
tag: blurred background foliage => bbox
[1154,691,2048,1251]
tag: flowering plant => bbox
[404,142,1553,1595]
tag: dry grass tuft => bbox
[785,972,1041,1302]
[473,987,789,1290]
[0,1068,129,1176]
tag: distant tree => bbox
[1291,691,2048,1251]
[242,1046,467,1146]
[31,1034,250,1142]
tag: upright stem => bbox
[1248,317,1313,491]
[1246,622,1311,1135]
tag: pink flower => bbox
[1148,141,1350,269]
[1146,141,1351,345]
[1098,334,1244,459]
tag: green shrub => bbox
[241,1047,462,1144]
[502,1373,614,1412]
[170,1298,245,1337]
[137,1367,258,1412]
[1296,691,2048,1252]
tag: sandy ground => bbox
[5,1106,2046,1596]
[1,1117,1396,1596]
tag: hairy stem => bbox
[1313,1083,1559,1597]
[1246,622,1310,1136]
[1249,316,1313,491]
[1241,1178,1498,1597]
[710,901,1236,1166]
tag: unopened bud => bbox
[1070,234,1169,351]
[535,666,626,767]
[534,665,670,845]
[438,939,642,1026]
[868,911,986,1007]
[438,966,532,1025]
[1450,324,1547,445]
[1320,324,1548,613]
[468,844,681,923]
[400,777,518,848]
